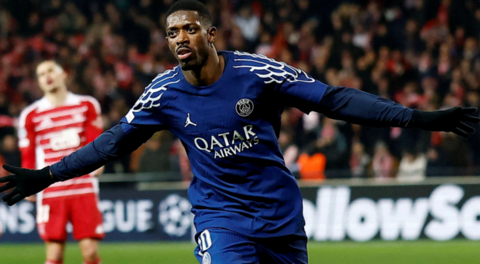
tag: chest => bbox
[165,83,265,133]
[33,106,89,149]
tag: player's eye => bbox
[187,27,196,34]
[167,31,177,38]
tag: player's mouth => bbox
[46,79,53,85]
[177,47,192,60]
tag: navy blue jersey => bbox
[50,51,413,238]
[123,51,327,237]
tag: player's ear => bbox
[207,26,217,45]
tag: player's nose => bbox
[176,31,190,46]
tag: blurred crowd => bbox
[1,0,480,181]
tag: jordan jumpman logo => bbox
[185,113,197,127]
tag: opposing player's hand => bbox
[0,165,57,206]
[411,107,480,138]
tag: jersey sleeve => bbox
[84,97,103,143]
[272,72,328,114]
[315,86,414,127]
[18,109,36,169]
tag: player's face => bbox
[166,11,213,70]
[36,61,67,93]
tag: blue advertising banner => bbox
[0,189,194,243]
[0,200,38,243]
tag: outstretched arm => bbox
[0,121,159,205]
[274,74,479,136]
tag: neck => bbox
[183,49,224,86]
[45,87,68,106]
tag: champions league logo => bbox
[158,194,192,237]
[236,98,254,117]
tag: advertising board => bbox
[1,181,479,243]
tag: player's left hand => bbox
[411,107,480,138]
[0,165,57,206]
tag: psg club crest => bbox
[236,98,254,117]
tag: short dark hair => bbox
[166,0,212,27]
[35,60,64,76]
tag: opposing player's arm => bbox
[18,109,37,170]
[84,96,105,177]
[84,96,104,143]
[18,109,37,203]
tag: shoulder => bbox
[146,66,181,91]
[19,99,43,126]
[130,67,181,113]
[230,51,315,84]
[230,50,280,66]
[75,94,101,112]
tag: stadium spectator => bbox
[278,127,299,172]
[397,148,427,182]
[350,141,370,178]
[233,5,260,43]
[371,141,397,179]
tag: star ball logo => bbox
[158,194,192,237]
[236,98,254,117]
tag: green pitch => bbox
[0,240,478,264]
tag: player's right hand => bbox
[0,165,57,206]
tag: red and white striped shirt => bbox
[18,93,103,199]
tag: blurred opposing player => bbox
[18,60,104,264]
[1,1,479,264]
